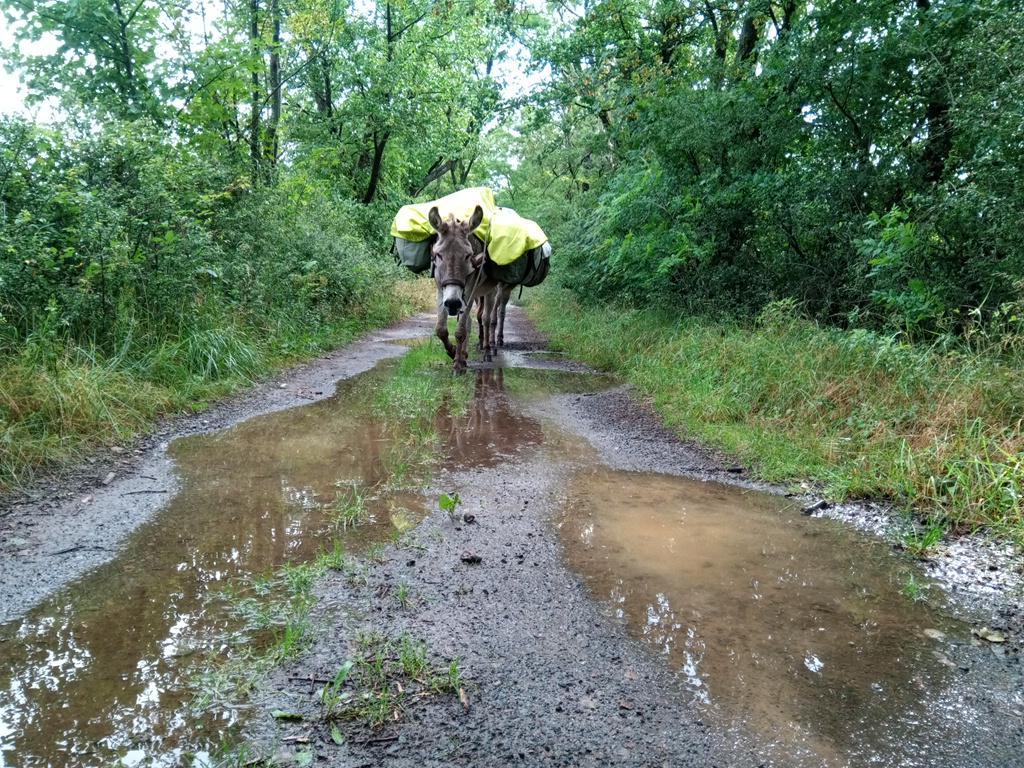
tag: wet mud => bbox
[1,308,1022,768]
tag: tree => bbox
[4,0,169,121]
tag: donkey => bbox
[429,205,501,372]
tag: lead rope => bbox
[466,261,485,306]
[467,222,490,305]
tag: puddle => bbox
[557,469,974,767]
[0,361,602,767]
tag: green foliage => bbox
[516,0,1024,339]
[0,0,520,484]
[3,0,168,121]
[0,115,421,486]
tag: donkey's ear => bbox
[467,205,484,232]
[428,206,443,231]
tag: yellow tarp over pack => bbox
[390,186,547,266]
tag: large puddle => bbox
[557,469,976,767]
[0,357,599,767]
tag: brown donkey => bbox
[429,205,501,372]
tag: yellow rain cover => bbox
[390,187,547,266]
[390,187,497,243]
[488,207,548,266]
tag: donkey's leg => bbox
[435,294,456,360]
[497,286,510,347]
[487,292,499,358]
[481,293,495,362]
[454,304,471,373]
[476,298,485,350]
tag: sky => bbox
[0,20,60,121]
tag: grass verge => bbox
[0,278,435,490]
[527,289,1024,545]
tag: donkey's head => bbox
[429,204,485,316]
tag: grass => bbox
[331,485,369,530]
[527,288,1024,545]
[395,581,412,609]
[900,521,946,559]
[901,572,927,602]
[319,631,464,729]
[195,538,364,712]
[0,278,435,491]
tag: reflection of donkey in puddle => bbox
[434,368,544,467]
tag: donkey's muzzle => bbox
[444,297,463,315]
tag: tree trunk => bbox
[362,132,390,204]
[249,0,263,180]
[735,11,759,65]
[264,0,282,172]
[914,0,952,185]
[312,50,334,117]
[702,1,728,87]
[111,0,141,115]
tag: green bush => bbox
[0,118,412,487]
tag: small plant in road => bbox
[901,572,927,602]
[320,661,354,717]
[318,632,465,730]
[395,581,413,610]
[332,486,368,530]
[439,492,462,520]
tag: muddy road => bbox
[1,309,1022,768]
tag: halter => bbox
[436,232,489,312]
[440,267,484,305]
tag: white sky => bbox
[0,19,62,121]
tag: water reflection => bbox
[558,469,964,767]
[436,367,545,466]
[0,363,595,767]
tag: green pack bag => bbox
[394,236,433,274]
[485,242,551,287]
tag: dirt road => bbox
[1,309,1021,768]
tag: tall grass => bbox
[528,289,1024,543]
[0,283,429,490]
